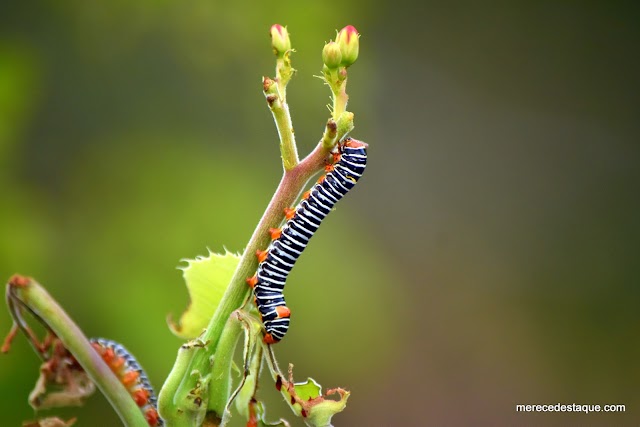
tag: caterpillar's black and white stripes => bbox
[247,138,367,343]
[90,338,162,426]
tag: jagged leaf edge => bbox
[168,249,240,339]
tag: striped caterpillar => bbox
[247,138,367,343]
[90,338,162,426]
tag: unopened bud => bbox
[270,24,291,56]
[322,42,342,70]
[336,25,359,67]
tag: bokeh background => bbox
[1,1,639,426]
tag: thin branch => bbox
[5,275,148,426]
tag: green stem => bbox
[157,338,211,427]
[320,119,338,150]
[264,77,298,170]
[332,80,349,120]
[207,312,242,417]
[6,276,148,426]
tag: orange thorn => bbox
[324,164,334,172]
[317,175,326,184]
[275,306,291,318]
[302,190,311,200]
[269,228,282,240]
[263,333,278,344]
[246,276,258,288]
[256,249,268,263]
[284,207,295,220]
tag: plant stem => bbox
[6,276,148,426]
[264,77,298,170]
[332,80,349,121]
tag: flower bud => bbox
[270,24,291,56]
[322,41,342,70]
[336,25,359,67]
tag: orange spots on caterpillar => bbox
[145,408,161,426]
[269,228,282,240]
[111,355,126,371]
[122,370,140,388]
[256,249,268,263]
[133,388,151,407]
[317,175,326,184]
[246,276,258,288]
[93,345,124,372]
[284,207,295,220]
[344,138,368,149]
[247,398,258,427]
[91,339,162,426]
[324,164,334,173]
[302,190,311,200]
[263,333,278,344]
[275,306,291,318]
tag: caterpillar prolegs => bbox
[247,138,367,343]
[90,338,162,426]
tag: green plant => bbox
[3,24,363,427]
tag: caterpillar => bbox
[90,338,162,426]
[247,137,367,344]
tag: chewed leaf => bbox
[292,379,322,401]
[28,340,95,410]
[275,365,349,427]
[168,250,240,339]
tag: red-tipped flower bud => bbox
[270,24,291,56]
[322,41,342,70]
[336,25,359,67]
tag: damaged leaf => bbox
[168,250,240,339]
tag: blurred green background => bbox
[1,1,639,426]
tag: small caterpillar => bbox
[90,338,162,426]
[247,138,367,343]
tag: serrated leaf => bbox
[168,250,240,339]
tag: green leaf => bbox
[286,378,349,426]
[292,379,322,401]
[272,365,349,427]
[168,250,240,339]
[302,387,350,427]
